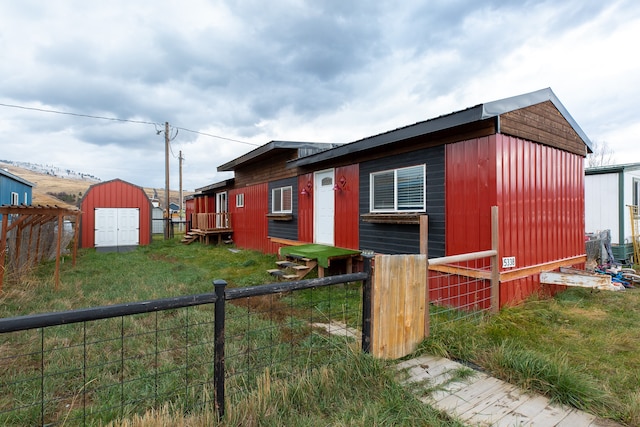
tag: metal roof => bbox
[0,168,35,187]
[585,162,640,175]
[195,178,235,193]
[288,88,592,168]
[217,140,340,172]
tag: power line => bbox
[0,102,159,126]
[0,102,260,146]
[174,126,259,146]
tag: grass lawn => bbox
[2,237,639,425]
[417,286,640,426]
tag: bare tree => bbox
[587,140,615,167]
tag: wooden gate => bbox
[371,254,427,359]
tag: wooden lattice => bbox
[0,205,81,291]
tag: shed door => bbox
[314,169,335,246]
[95,208,139,247]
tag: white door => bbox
[314,169,335,246]
[216,192,228,228]
[117,208,140,246]
[94,208,139,247]
[95,208,118,247]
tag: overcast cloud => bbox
[1,1,639,191]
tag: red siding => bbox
[185,198,194,231]
[446,135,586,307]
[496,135,585,305]
[229,183,270,253]
[298,173,314,243]
[334,165,359,250]
[446,136,497,255]
[79,179,152,248]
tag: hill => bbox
[0,162,187,209]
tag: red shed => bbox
[80,179,153,252]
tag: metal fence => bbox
[0,266,370,425]
[428,253,497,326]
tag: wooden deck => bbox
[397,355,621,426]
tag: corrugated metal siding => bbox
[185,198,194,231]
[298,173,314,243]
[497,136,585,265]
[359,145,445,255]
[446,135,586,306]
[446,136,497,255]
[334,165,359,249]
[229,183,270,253]
[79,179,152,248]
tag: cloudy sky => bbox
[1,1,639,191]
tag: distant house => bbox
[585,163,640,263]
[0,168,33,207]
[191,88,591,307]
[79,179,153,252]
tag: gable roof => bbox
[289,88,592,168]
[0,168,34,187]
[217,140,341,172]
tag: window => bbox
[272,186,292,213]
[236,193,245,208]
[24,192,28,204]
[634,178,640,207]
[370,165,425,212]
[10,192,19,205]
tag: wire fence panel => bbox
[428,256,494,325]
[0,306,217,426]
[0,271,369,425]
[223,282,363,409]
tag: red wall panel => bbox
[334,165,359,250]
[298,173,314,243]
[229,183,270,253]
[79,179,152,248]
[446,136,497,255]
[446,135,586,307]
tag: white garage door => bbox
[95,208,140,249]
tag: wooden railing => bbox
[192,212,231,231]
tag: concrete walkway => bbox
[397,355,622,427]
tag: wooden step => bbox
[276,260,298,268]
[267,269,298,280]
[181,234,199,244]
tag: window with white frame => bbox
[236,193,245,208]
[370,165,425,212]
[272,186,292,213]
[11,192,19,205]
[634,178,640,207]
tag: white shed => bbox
[585,163,640,262]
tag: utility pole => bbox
[179,150,184,228]
[164,121,170,240]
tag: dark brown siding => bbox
[499,101,587,157]
[233,150,301,187]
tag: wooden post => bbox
[54,213,63,291]
[72,213,80,267]
[490,206,500,313]
[0,214,8,292]
[420,215,430,338]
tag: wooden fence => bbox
[370,207,499,359]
